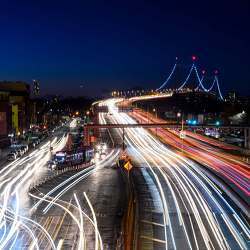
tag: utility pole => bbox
[147,106,149,123]
[122,127,125,151]
[179,113,185,152]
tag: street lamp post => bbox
[153,108,158,136]
[177,112,181,124]
[153,108,157,119]
[147,106,149,123]
[178,112,185,152]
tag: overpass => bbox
[84,123,249,129]
[83,123,250,149]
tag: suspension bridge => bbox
[156,56,224,100]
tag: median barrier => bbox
[118,160,138,250]
[29,162,92,191]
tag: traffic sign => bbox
[180,130,186,139]
[124,161,133,171]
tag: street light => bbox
[179,112,185,152]
[152,108,158,119]
[215,121,220,126]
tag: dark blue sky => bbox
[0,0,249,96]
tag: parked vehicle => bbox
[47,160,57,170]
[21,145,29,153]
[30,137,40,147]
[16,148,25,156]
[7,152,17,161]
[10,144,29,155]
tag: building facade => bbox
[0,82,30,145]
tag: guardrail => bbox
[29,162,92,192]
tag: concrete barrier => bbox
[30,162,92,190]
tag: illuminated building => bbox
[0,81,30,144]
[33,79,40,96]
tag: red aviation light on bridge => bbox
[192,55,197,61]
[202,70,206,75]
[214,69,219,75]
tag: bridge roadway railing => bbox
[84,122,250,130]
[84,123,250,150]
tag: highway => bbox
[27,148,122,249]
[100,98,250,250]
[0,126,69,249]
[0,118,126,250]
[130,109,249,201]
[0,99,249,250]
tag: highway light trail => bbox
[0,133,68,249]
[84,192,103,250]
[0,104,248,249]
[131,109,250,197]
[74,193,85,250]
[29,189,105,250]
[34,149,119,213]
[28,148,118,249]
[30,193,85,249]
[101,98,249,249]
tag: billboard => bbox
[0,112,7,135]
[12,104,18,133]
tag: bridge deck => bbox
[84,123,249,129]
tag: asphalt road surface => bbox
[24,148,126,250]
[99,98,250,250]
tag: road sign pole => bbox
[122,127,125,151]
[127,169,130,192]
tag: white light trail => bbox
[0,132,68,249]
[39,149,119,214]
[101,98,248,249]
[83,192,103,250]
[74,193,85,250]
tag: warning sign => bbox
[124,161,133,171]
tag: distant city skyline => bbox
[0,0,249,96]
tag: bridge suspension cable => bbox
[178,63,195,90]
[156,57,224,100]
[156,63,177,91]
[206,77,216,92]
[193,68,224,100]
[194,75,204,91]
[215,75,224,100]
[194,66,208,91]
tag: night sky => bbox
[0,0,249,97]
